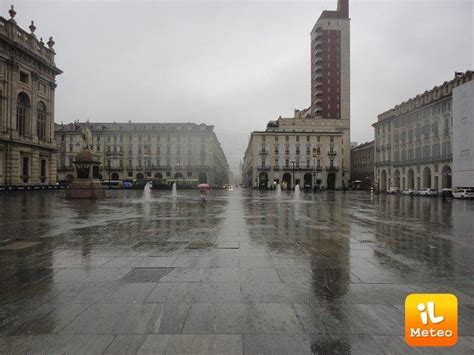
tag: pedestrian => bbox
[200,188,208,207]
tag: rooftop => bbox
[0,5,61,74]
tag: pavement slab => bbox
[0,189,472,353]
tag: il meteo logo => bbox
[405,294,458,347]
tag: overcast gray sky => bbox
[2,0,472,171]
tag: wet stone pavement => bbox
[0,189,473,354]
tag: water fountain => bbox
[276,184,282,199]
[294,184,301,220]
[66,127,105,199]
[142,182,152,202]
[294,184,300,201]
[172,182,177,197]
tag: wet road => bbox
[0,189,473,354]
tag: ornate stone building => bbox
[242,117,346,189]
[242,0,351,190]
[55,121,229,187]
[350,141,374,189]
[373,71,473,192]
[0,6,62,187]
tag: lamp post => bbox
[291,161,296,189]
[144,154,149,181]
[312,147,318,188]
[107,159,111,188]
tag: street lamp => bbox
[144,153,149,181]
[312,148,318,188]
[107,159,111,188]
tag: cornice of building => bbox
[54,121,215,133]
[0,7,62,75]
[351,140,374,151]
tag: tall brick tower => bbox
[310,0,350,121]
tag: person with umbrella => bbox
[198,183,209,206]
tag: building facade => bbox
[55,122,229,186]
[373,71,473,192]
[242,0,351,190]
[452,80,474,188]
[350,141,374,189]
[242,118,346,189]
[0,6,62,187]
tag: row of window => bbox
[261,146,337,155]
[261,135,335,143]
[19,157,48,183]
[260,158,336,168]
[62,158,206,169]
[392,143,452,162]
[16,92,48,139]
[18,71,49,94]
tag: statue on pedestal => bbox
[65,126,105,199]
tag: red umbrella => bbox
[197,183,209,189]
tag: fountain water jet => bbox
[294,184,300,201]
[143,182,152,202]
[172,182,178,197]
[276,184,282,199]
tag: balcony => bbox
[273,166,280,171]
[328,151,337,157]
[257,165,270,171]
[314,48,323,56]
[314,89,323,96]
[326,166,339,171]
[314,98,322,104]
[315,73,323,80]
[259,150,268,156]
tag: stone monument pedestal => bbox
[66,145,106,199]
[66,179,105,199]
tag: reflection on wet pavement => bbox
[0,189,473,354]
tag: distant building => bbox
[242,118,346,189]
[452,80,474,188]
[219,133,249,185]
[55,122,229,186]
[372,71,473,192]
[0,6,62,187]
[242,0,351,190]
[350,142,358,149]
[350,141,374,189]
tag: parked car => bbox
[419,188,437,196]
[452,188,474,199]
[387,186,399,194]
[401,188,417,196]
[441,188,453,198]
